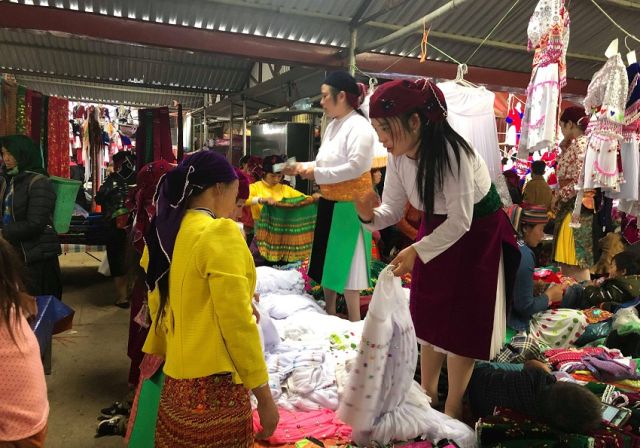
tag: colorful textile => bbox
[529,308,588,349]
[545,347,623,370]
[411,208,520,360]
[0,79,18,136]
[15,85,26,135]
[46,97,70,178]
[252,409,351,445]
[247,180,308,220]
[255,196,317,263]
[155,374,253,448]
[584,308,614,324]
[477,408,639,448]
[308,198,372,294]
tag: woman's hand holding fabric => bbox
[299,166,315,180]
[354,190,378,222]
[281,163,301,176]
[390,246,418,277]
[252,292,260,323]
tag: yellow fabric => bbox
[554,212,578,265]
[142,210,268,389]
[246,180,307,220]
[140,247,167,356]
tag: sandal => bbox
[114,299,130,309]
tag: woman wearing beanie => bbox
[506,203,564,331]
[285,71,375,322]
[553,106,594,281]
[354,78,520,418]
[142,151,278,446]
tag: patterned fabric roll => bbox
[255,196,317,263]
[155,374,253,448]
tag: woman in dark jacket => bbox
[95,151,136,308]
[0,135,62,299]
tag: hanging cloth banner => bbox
[47,96,70,178]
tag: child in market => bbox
[563,250,640,310]
[246,155,308,221]
[0,237,49,447]
[466,360,601,434]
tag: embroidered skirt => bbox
[410,194,520,360]
[155,374,253,448]
[308,198,371,293]
[254,196,317,263]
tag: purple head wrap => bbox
[144,151,237,292]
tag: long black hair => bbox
[383,110,474,218]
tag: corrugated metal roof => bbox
[2,0,639,108]
[14,74,204,109]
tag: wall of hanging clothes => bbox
[135,106,176,170]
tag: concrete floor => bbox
[45,252,131,448]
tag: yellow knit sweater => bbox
[142,210,268,389]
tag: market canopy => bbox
[0,0,638,110]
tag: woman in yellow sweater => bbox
[246,155,308,221]
[143,151,278,447]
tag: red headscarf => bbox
[369,78,447,123]
[235,168,250,201]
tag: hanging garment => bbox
[337,266,475,447]
[505,104,524,146]
[438,81,502,181]
[582,54,629,191]
[47,97,70,178]
[618,63,640,212]
[15,85,27,135]
[518,0,570,158]
[30,92,43,145]
[24,89,33,137]
[0,79,18,135]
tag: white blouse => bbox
[309,110,375,185]
[366,147,491,264]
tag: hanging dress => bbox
[518,0,569,159]
[618,62,640,216]
[581,54,629,192]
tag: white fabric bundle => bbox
[255,266,306,296]
[337,266,475,447]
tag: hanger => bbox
[369,76,378,92]
[625,36,637,65]
[454,64,478,88]
[605,38,619,58]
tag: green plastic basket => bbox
[50,176,81,234]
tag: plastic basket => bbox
[50,176,81,234]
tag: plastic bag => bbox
[98,256,111,277]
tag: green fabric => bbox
[15,86,26,135]
[128,369,165,448]
[255,197,317,262]
[506,327,517,344]
[0,134,47,175]
[144,110,153,165]
[320,201,372,294]
[474,183,502,218]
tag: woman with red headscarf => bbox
[354,78,520,419]
[553,106,593,281]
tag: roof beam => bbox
[602,0,640,10]
[356,0,474,54]
[349,0,374,28]
[1,67,228,95]
[356,0,414,27]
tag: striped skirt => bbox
[155,374,253,448]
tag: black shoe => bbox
[114,300,130,309]
[95,415,127,437]
[100,401,130,417]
